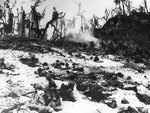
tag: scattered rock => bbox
[94,55,99,62]
[136,91,150,105]
[118,106,138,113]
[90,56,93,60]
[0,58,6,69]
[105,99,117,108]
[123,85,137,92]
[43,62,49,70]
[137,107,148,113]
[121,98,129,104]
[31,83,43,90]
[116,72,124,78]
[20,57,39,67]
[127,76,131,80]
[38,69,48,77]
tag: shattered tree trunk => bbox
[8,12,14,33]
[144,0,148,13]
[21,10,26,36]
[121,0,125,15]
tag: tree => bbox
[102,9,111,23]
[114,0,128,15]
[114,0,122,14]
[29,0,47,38]
[0,0,16,35]
[75,1,86,32]
[143,0,148,13]
[31,8,65,40]
[121,0,126,15]
[124,0,132,15]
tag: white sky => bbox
[1,0,150,19]
[0,0,150,26]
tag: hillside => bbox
[0,38,150,113]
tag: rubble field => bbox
[0,38,150,113]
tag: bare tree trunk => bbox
[119,1,122,13]
[121,0,125,15]
[144,0,148,13]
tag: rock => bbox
[103,72,118,80]
[94,55,99,62]
[43,62,49,70]
[73,67,84,72]
[38,70,48,77]
[118,106,138,113]
[52,60,65,69]
[123,85,137,92]
[136,92,150,105]
[20,57,39,67]
[116,72,124,78]
[126,76,131,80]
[68,51,73,56]
[28,105,53,113]
[43,62,48,67]
[137,107,148,113]
[105,99,117,108]
[90,56,93,60]
[37,68,44,75]
[31,83,43,90]
[54,106,62,111]
[0,58,6,69]
[121,98,129,104]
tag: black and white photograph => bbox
[0,0,150,113]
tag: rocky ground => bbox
[0,38,150,113]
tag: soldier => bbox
[43,73,61,108]
[59,82,76,102]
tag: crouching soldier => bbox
[43,73,61,110]
[59,82,76,102]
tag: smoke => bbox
[66,29,99,47]
[5,0,100,47]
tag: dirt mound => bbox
[0,36,53,53]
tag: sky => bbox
[0,0,150,27]
[1,0,150,20]
[0,0,150,40]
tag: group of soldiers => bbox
[35,62,76,111]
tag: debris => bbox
[20,57,39,67]
[118,106,138,113]
[94,55,99,62]
[121,98,129,104]
[28,104,53,113]
[105,99,117,108]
